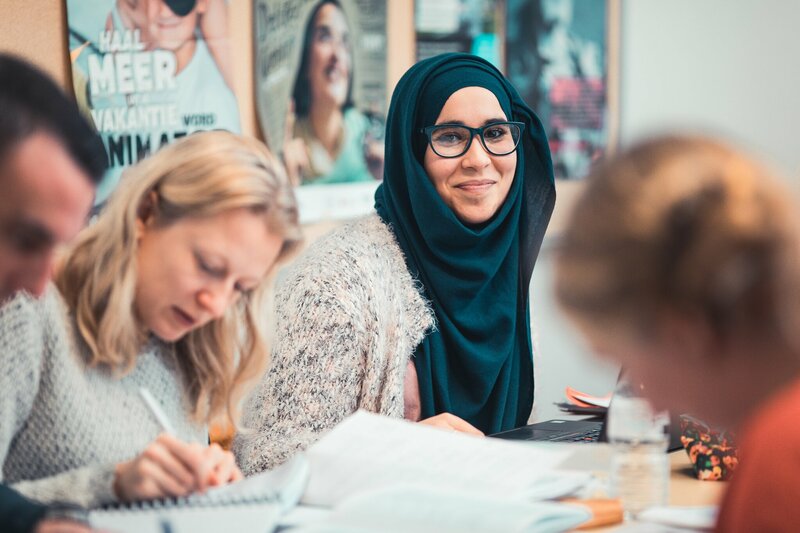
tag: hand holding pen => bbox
[111,388,242,503]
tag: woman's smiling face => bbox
[307,2,351,109]
[423,87,517,225]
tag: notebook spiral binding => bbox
[100,489,279,512]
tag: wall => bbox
[533,0,800,422]
[620,0,800,180]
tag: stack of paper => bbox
[292,410,594,532]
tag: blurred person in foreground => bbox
[556,134,800,532]
[0,53,106,533]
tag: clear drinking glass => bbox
[606,378,670,518]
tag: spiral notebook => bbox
[90,454,309,533]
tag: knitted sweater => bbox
[235,214,435,474]
[0,287,206,508]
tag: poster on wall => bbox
[506,0,614,180]
[415,0,502,68]
[255,0,387,223]
[65,0,242,207]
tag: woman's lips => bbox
[172,306,196,328]
[455,180,496,193]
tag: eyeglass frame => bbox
[420,121,526,158]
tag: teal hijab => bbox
[375,53,555,433]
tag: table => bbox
[280,442,728,531]
[575,447,727,531]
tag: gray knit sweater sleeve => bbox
[235,215,434,475]
[235,243,370,475]
[10,465,117,508]
[0,294,44,476]
[0,288,206,508]
[0,293,117,506]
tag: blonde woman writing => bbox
[0,131,300,508]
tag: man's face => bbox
[0,133,95,302]
[141,0,206,52]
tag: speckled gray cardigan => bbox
[0,287,206,508]
[235,214,435,474]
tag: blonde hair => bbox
[555,135,800,344]
[56,131,302,427]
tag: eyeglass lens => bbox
[430,123,521,157]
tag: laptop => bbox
[489,375,684,452]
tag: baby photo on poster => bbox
[67,0,242,206]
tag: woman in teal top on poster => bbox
[284,0,384,186]
[236,52,555,473]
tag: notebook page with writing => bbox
[302,410,580,507]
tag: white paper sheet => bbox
[293,485,591,533]
[302,410,578,506]
[637,505,718,530]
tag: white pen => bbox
[139,387,176,434]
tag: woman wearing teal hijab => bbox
[236,53,555,473]
[377,53,555,433]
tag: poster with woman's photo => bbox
[506,0,613,180]
[66,0,242,207]
[255,0,387,223]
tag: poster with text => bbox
[506,0,611,180]
[255,0,387,223]
[66,0,241,207]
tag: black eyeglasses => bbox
[420,121,525,158]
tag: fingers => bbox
[158,434,211,493]
[441,413,484,436]
[35,520,93,533]
[142,437,197,491]
[115,435,244,502]
[419,413,485,436]
[160,436,241,489]
[139,457,193,498]
[203,443,240,486]
[114,436,200,501]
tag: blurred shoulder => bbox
[0,284,68,331]
[744,377,800,445]
[0,284,71,366]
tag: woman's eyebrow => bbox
[434,117,508,126]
